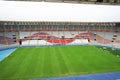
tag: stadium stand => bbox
[0,21,120,49]
[1,30,120,48]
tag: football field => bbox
[0,46,120,80]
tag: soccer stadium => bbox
[0,0,120,80]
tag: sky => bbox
[0,1,120,22]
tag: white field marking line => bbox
[5,48,18,59]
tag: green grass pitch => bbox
[0,46,120,80]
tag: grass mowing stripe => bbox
[50,47,61,77]
[55,48,70,75]
[26,49,37,77]
[33,48,45,78]
[43,48,52,77]
[40,48,47,78]
[58,47,73,75]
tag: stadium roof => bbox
[1,0,120,5]
[0,1,120,22]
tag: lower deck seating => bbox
[47,39,74,45]
[67,39,88,45]
[0,31,120,49]
[22,40,53,46]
